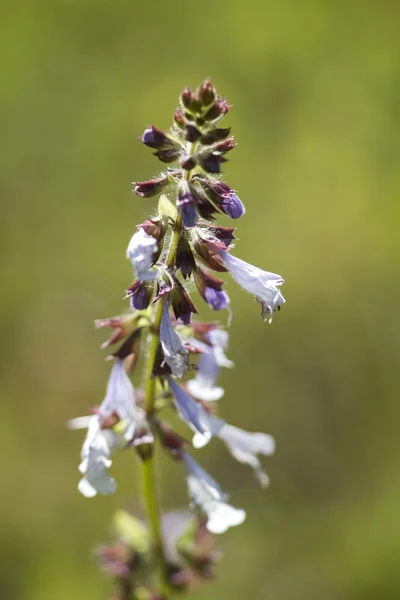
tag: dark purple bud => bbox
[180,155,197,171]
[179,202,197,228]
[141,126,175,149]
[176,234,196,279]
[204,97,231,121]
[133,175,168,198]
[207,225,236,246]
[127,280,153,310]
[198,153,222,174]
[184,124,201,142]
[172,279,198,325]
[178,184,197,227]
[196,80,216,107]
[204,287,230,311]
[200,127,231,145]
[153,148,181,164]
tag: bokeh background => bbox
[2,1,400,599]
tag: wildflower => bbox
[126,229,157,281]
[199,179,245,219]
[98,359,136,441]
[168,377,224,443]
[160,298,189,378]
[187,329,233,404]
[183,453,245,534]
[193,268,230,312]
[126,280,153,310]
[217,424,275,488]
[218,250,285,322]
[69,415,119,498]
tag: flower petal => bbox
[218,424,275,488]
[98,359,136,441]
[126,229,157,281]
[220,251,285,323]
[168,378,224,442]
[160,299,188,378]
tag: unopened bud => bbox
[203,98,231,121]
[174,109,186,129]
[180,155,197,171]
[180,86,194,111]
[200,127,231,145]
[197,79,216,107]
[184,124,201,143]
[133,175,168,198]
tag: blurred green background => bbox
[2,1,400,598]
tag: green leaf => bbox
[158,194,177,220]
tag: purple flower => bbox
[193,268,230,312]
[160,298,188,378]
[127,280,152,310]
[220,192,245,219]
[177,183,197,227]
[168,377,224,444]
[183,453,246,534]
[204,287,230,311]
[126,229,157,281]
[219,251,285,322]
[97,359,136,441]
[217,424,275,488]
[187,329,234,405]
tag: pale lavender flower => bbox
[204,287,230,311]
[126,228,157,281]
[69,415,119,498]
[168,377,224,444]
[217,424,275,488]
[187,329,233,403]
[218,251,285,323]
[98,359,136,441]
[160,298,188,378]
[183,453,246,534]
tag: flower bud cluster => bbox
[69,81,286,599]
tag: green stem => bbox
[141,211,183,598]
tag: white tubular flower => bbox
[207,328,234,368]
[160,298,188,378]
[98,359,136,441]
[183,453,246,535]
[187,328,233,403]
[218,424,275,488]
[126,228,157,281]
[219,251,285,323]
[70,415,119,498]
[168,377,224,446]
